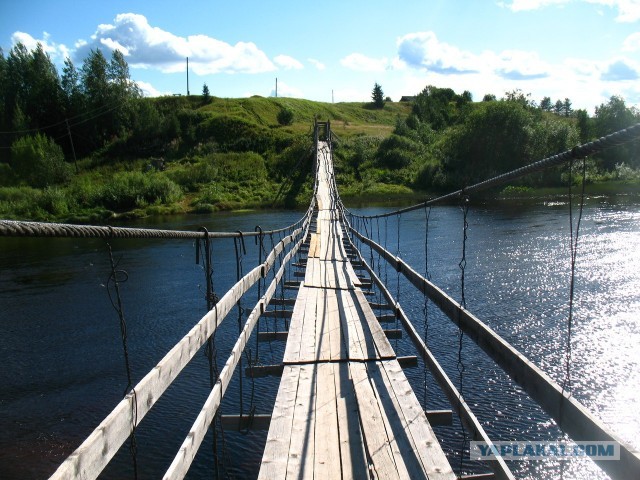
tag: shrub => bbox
[97,171,182,211]
[10,134,72,187]
[277,107,294,126]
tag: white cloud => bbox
[623,31,640,50]
[11,31,70,61]
[500,0,640,22]
[308,58,326,70]
[396,31,550,79]
[136,80,167,97]
[340,53,389,72]
[270,80,303,98]
[496,50,551,79]
[393,30,639,112]
[396,31,485,74]
[274,54,303,70]
[74,13,275,74]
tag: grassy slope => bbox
[201,96,410,136]
[0,97,411,221]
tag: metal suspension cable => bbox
[346,122,640,219]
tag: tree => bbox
[61,57,82,117]
[11,133,71,187]
[594,96,640,169]
[540,96,552,112]
[412,85,463,130]
[440,100,578,186]
[562,98,573,117]
[554,100,564,116]
[27,44,62,130]
[202,83,210,104]
[108,49,140,135]
[575,109,592,143]
[277,106,294,126]
[482,93,496,102]
[503,89,532,107]
[80,49,110,140]
[371,82,384,109]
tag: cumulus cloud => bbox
[601,59,640,80]
[396,31,550,79]
[496,50,550,79]
[274,54,303,70]
[11,31,70,61]
[500,0,640,22]
[340,53,389,72]
[397,31,481,74]
[74,13,275,74]
[308,58,326,70]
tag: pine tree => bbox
[372,82,384,109]
[202,83,210,104]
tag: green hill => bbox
[0,96,411,222]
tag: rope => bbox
[456,199,469,475]
[422,205,432,409]
[233,233,247,418]
[346,122,640,219]
[195,227,222,477]
[105,242,138,480]
[559,158,587,428]
[0,214,307,240]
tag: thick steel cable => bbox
[346,122,640,219]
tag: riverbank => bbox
[2,178,638,225]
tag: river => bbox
[1,196,639,479]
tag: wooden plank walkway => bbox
[258,141,455,479]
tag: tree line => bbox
[340,84,639,192]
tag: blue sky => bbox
[1,0,639,112]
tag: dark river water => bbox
[1,196,639,480]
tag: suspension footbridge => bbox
[1,121,640,479]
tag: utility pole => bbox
[332,89,334,104]
[275,77,278,98]
[186,57,190,96]
[66,119,78,173]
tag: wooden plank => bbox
[316,283,331,362]
[286,364,317,480]
[283,284,310,364]
[362,361,422,480]
[354,288,396,359]
[326,288,343,361]
[349,361,401,480]
[220,414,271,431]
[258,365,300,479]
[244,363,284,378]
[338,289,368,360]
[378,359,456,479]
[314,363,342,479]
[257,331,289,342]
[426,410,453,427]
[299,287,318,362]
[333,362,369,478]
[261,309,293,318]
[309,233,320,258]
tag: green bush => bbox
[277,107,294,126]
[10,134,72,187]
[97,171,182,211]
